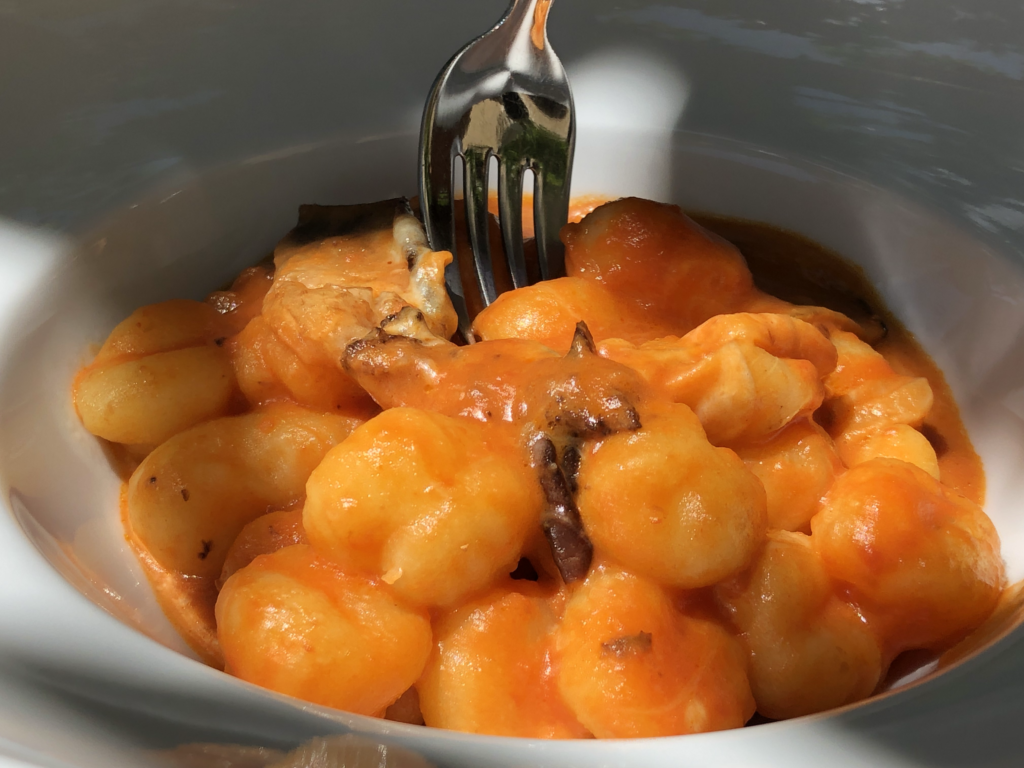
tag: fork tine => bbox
[497,155,529,290]
[421,135,473,338]
[419,0,574,333]
[440,214,474,342]
[533,157,572,281]
[463,146,499,308]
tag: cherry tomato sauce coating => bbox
[73,300,239,450]
[75,196,998,736]
[219,508,307,587]
[715,530,884,719]
[419,581,590,738]
[555,564,755,738]
[303,408,543,609]
[216,544,431,716]
[811,459,1003,654]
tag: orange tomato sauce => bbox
[129,202,983,661]
[90,194,1001,735]
[689,212,984,506]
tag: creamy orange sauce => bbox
[689,212,985,505]
[122,487,223,668]
[121,204,986,677]
[83,195,1005,735]
[487,192,609,241]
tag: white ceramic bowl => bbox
[2,2,1024,766]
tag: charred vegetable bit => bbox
[601,631,653,658]
[547,393,640,438]
[561,445,581,495]
[568,320,596,356]
[532,436,593,583]
[539,323,642,438]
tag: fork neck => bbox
[501,0,554,52]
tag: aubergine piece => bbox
[532,435,593,584]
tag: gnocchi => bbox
[303,407,542,608]
[418,582,589,738]
[576,402,767,588]
[716,531,884,719]
[74,194,1003,739]
[811,459,1003,652]
[555,564,755,737]
[127,403,360,578]
[74,300,237,449]
[217,544,431,715]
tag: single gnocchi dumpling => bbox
[563,197,758,335]
[716,530,884,719]
[576,402,767,589]
[232,314,375,416]
[839,424,940,480]
[600,313,836,445]
[418,582,589,738]
[205,264,275,336]
[555,564,755,737]
[218,508,307,587]
[127,402,361,578]
[74,299,237,449]
[735,419,844,532]
[822,330,938,477]
[811,458,1004,652]
[303,408,543,608]
[93,298,231,359]
[742,291,887,345]
[471,276,672,351]
[681,312,838,375]
[216,544,431,716]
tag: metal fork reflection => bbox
[419,0,575,340]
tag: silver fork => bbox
[419,0,575,340]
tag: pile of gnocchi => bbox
[73,196,1005,738]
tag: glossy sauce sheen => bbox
[119,209,985,669]
[690,212,984,505]
[82,196,1002,737]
